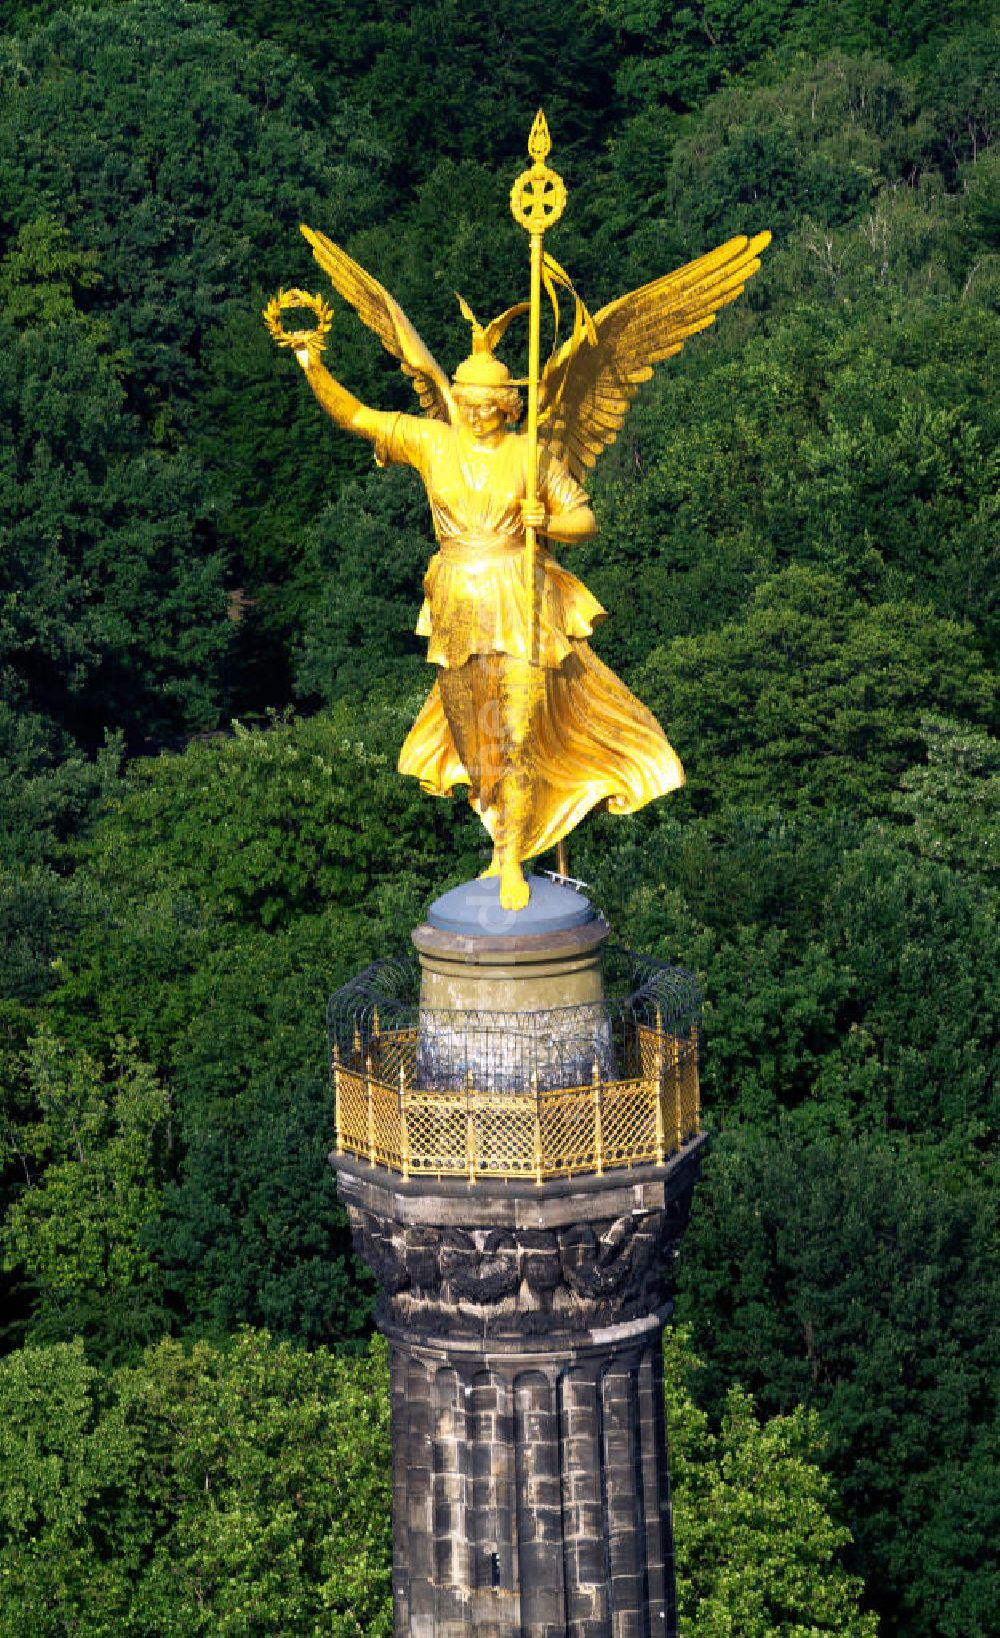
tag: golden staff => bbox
[510,111,567,668]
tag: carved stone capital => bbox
[337,1145,703,1340]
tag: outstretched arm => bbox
[295,348,384,443]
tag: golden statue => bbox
[265,113,769,910]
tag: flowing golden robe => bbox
[373,411,684,860]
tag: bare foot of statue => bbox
[478,852,502,879]
[499,861,530,911]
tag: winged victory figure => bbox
[266,212,769,910]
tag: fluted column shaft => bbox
[335,1145,703,1636]
[385,1321,675,1637]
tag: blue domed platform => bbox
[427,873,595,937]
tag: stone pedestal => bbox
[335,1146,705,1637]
[412,909,612,1093]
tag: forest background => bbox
[0,0,997,1634]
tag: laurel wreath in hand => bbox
[262,288,333,357]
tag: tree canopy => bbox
[2,1,998,1632]
[0,1328,875,1637]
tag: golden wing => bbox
[540,232,771,484]
[301,224,454,421]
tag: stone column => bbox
[330,874,704,1635]
[335,1147,703,1637]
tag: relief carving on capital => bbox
[346,1193,694,1336]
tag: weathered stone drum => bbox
[413,876,613,1093]
[330,876,705,1636]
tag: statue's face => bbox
[454,388,508,439]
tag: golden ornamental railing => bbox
[333,1017,700,1184]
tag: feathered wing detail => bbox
[540,232,771,484]
[482,301,531,355]
[301,224,454,421]
[455,293,530,355]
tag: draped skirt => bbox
[398,639,685,861]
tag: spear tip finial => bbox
[528,108,551,162]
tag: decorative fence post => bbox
[593,1053,604,1176]
[365,1051,375,1166]
[653,1013,666,1166]
[465,1067,476,1183]
[671,1033,684,1151]
[398,1061,409,1181]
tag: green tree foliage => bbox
[601,0,987,114]
[893,715,1000,885]
[661,52,918,251]
[918,25,1000,178]
[817,832,1000,1141]
[667,1333,878,1636]
[0,220,228,745]
[0,708,120,880]
[0,1326,873,1637]
[634,569,996,819]
[0,1338,139,1632]
[0,3,372,412]
[69,706,478,954]
[37,707,481,1344]
[219,0,618,192]
[2,5,998,1634]
[578,299,1000,675]
[576,806,1000,1143]
[676,1124,1000,1637]
[0,2,393,702]
[295,466,440,702]
[1,1032,170,1356]
[0,1332,393,1636]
